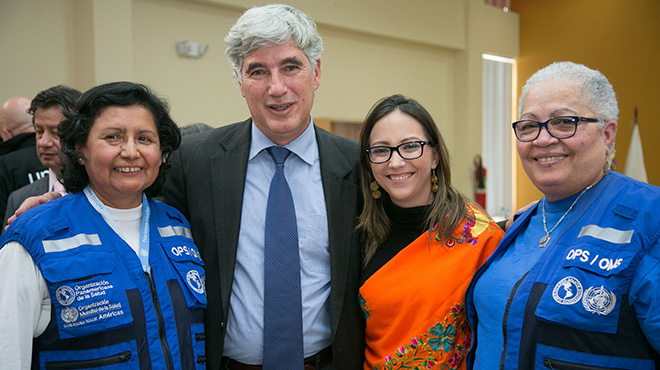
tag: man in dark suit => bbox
[2,86,81,231]
[161,4,364,370]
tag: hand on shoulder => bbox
[500,200,539,232]
[4,192,62,231]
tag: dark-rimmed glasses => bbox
[366,141,432,164]
[512,116,602,142]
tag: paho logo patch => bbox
[552,276,583,305]
[56,285,76,306]
[186,270,205,294]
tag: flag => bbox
[624,107,647,183]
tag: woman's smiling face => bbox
[77,104,162,209]
[517,77,616,201]
[368,110,438,208]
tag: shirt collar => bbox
[48,168,65,194]
[248,117,317,165]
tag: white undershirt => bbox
[101,203,142,254]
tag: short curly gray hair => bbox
[519,61,619,124]
[224,4,323,83]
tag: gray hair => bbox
[224,4,323,83]
[519,61,619,124]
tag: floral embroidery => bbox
[434,212,476,247]
[359,293,371,320]
[374,336,437,370]
[433,205,495,248]
[375,303,470,370]
[450,303,469,335]
[428,322,456,353]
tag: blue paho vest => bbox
[466,172,660,370]
[0,191,206,370]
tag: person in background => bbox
[0,82,205,369]
[161,4,363,369]
[2,85,81,231]
[0,96,34,155]
[0,96,47,221]
[358,94,502,369]
[465,61,660,370]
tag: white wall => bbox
[0,0,77,98]
[0,0,519,197]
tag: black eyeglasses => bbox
[512,116,602,142]
[366,141,432,164]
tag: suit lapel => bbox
[316,127,359,336]
[209,120,251,319]
[38,176,49,194]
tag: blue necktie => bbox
[263,147,304,370]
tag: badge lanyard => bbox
[84,186,151,272]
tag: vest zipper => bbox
[146,271,175,370]
[544,357,626,370]
[45,351,131,369]
[499,271,529,370]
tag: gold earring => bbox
[431,170,438,193]
[605,149,614,172]
[370,181,381,199]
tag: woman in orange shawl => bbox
[357,95,503,370]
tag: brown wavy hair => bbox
[357,94,470,265]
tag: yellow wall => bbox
[0,0,519,196]
[511,0,660,207]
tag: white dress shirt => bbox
[222,119,332,364]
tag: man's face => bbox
[239,39,321,145]
[33,106,64,172]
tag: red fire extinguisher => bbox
[474,154,486,209]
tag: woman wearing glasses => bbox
[357,94,503,369]
[465,62,660,370]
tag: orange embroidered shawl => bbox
[359,205,502,370]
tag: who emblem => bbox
[582,286,616,315]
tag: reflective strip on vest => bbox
[578,225,634,244]
[42,233,102,253]
[158,225,192,239]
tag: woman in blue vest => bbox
[0,82,206,369]
[465,61,660,370]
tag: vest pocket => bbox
[40,250,134,339]
[160,240,206,308]
[543,358,632,370]
[45,351,131,369]
[535,343,655,370]
[534,242,637,334]
[40,341,137,369]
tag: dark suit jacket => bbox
[0,135,47,222]
[2,176,49,232]
[161,119,365,369]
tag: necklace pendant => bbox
[539,235,549,248]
